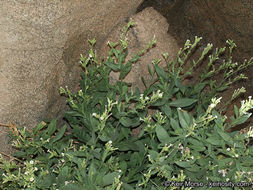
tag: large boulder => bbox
[0,0,143,154]
[99,7,180,92]
[138,0,253,60]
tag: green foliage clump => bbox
[1,21,253,190]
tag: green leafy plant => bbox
[1,21,253,190]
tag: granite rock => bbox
[0,0,143,154]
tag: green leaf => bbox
[150,97,167,107]
[160,104,172,118]
[122,183,135,190]
[104,59,120,71]
[12,151,27,158]
[97,79,109,92]
[155,124,170,144]
[230,113,251,127]
[177,109,189,129]
[175,78,186,94]
[186,166,201,172]
[141,77,147,88]
[122,85,128,94]
[187,137,204,147]
[119,117,140,128]
[118,50,128,65]
[175,161,192,168]
[234,105,239,118]
[103,172,120,186]
[36,173,56,189]
[58,166,69,184]
[119,161,128,174]
[212,110,223,127]
[51,125,67,143]
[169,98,197,107]
[46,119,57,136]
[193,82,206,94]
[154,64,167,81]
[170,118,182,134]
[65,111,85,118]
[149,150,159,160]
[88,162,97,177]
[61,183,84,190]
[217,85,228,92]
[148,64,154,77]
[112,48,120,58]
[206,137,221,146]
[217,129,233,143]
[119,61,132,80]
[129,54,140,63]
[188,145,206,152]
[218,158,233,168]
[72,124,90,143]
[115,140,140,151]
[33,121,47,134]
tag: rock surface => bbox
[138,0,253,60]
[0,0,143,154]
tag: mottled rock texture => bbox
[138,0,253,60]
[0,0,143,154]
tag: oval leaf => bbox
[175,161,192,168]
[51,125,67,143]
[103,172,120,186]
[169,98,197,107]
[119,117,140,128]
[155,125,170,144]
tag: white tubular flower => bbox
[246,127,253,138]
[239,96,253,116]
[65,181,69,185]
[30,177,34,182]
[100,116,105,121]
[218,170,226,177]
[78,89,83,96]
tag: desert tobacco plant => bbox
[1,21,253,190]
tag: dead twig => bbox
[0,123,10,127]
[0,151,23,163]
[0,122,19,136]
